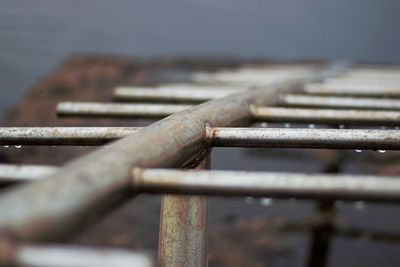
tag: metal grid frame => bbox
[0,62,400,266]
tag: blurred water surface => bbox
[0,0,400,114]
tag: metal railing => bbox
[0,62,400,266]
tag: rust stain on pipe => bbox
[158,155,210,267]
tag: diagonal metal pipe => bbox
[0,79,302,241]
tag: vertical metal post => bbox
[306,144,343,267]
[158,155,210,267]
[307,201,336,267]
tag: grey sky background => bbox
[0,0,399,114]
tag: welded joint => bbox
[181,147,212,169]
[204,122,215,145]
[131,167,145,193]
[276,93,288,105]
[177,122,214,169]
[248,104,259,119]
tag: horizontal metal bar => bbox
[114,86,243,103]
[211,127,400,150]
[133,168,400,202]
[0,127,141,146]
[251,106,400,126]
[304,83,400,96]
[5,163,400,202]
[281,94,400,110]
[117,84,246,91]
[344,69,400,79]
[337,79,400,86]
[316,78,400,84]
[2,126,400,150]
[57,103,400,125]
[57,102,191,118]
[0,164,57,185]
[192,67,316,85]
[0,241,153,267]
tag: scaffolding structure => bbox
[0,62,400,266]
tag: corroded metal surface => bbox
[192,65,318,85]
[158,155,210,267]
[0,127,140,146]
[114,86,241,103]
[282,94,400,110]
[4,127,400,149]
[0,79,299,241]
[56,103,400,125]
[57,102,192,118]
[211,127,400,150]
[134,169,400,202]
[0,164,57,185]
[158,196,208,267]
[304,68,400,96]
[2,61,400,267]
[0,240,154,267]
[304,84,400,96]
[252,106,400,126]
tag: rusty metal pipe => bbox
[158,156,210,267]
[133,169,400,202]
[0,127,141,146]
[57,102,191,118]
[57,105,400,126]
[192,67,317,85]
[0,80,296,241]
[158,196,208,267]
[281,94,400,110]
[252,106,400,126]
[344,69,400,79]
[2,127,400,150]
[4,164,400,203]
[114,87,241,103]
[212,128,400,150]
[0,164,57,185]
[304,84,400,96]
[0,240,153,267]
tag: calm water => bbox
[1,1,400,266]
[1,0,400,115]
